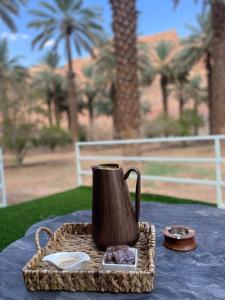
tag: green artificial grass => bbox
[144,162,215,179]
[0,186,214,251]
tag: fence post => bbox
[0,148,7,207]
[214,138,223,208]
[75,143,82,186]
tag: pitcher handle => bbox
[124,168,141,222]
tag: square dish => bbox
[102,247,138,271]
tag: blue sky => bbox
[0,0,202,67]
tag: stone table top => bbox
[1,202,225,300]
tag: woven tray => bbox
[23,222,155,293]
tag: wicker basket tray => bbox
[23,222,155,293]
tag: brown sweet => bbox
[104,245,135,265]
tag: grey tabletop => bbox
[1,202,225,300]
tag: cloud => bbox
[1,32,29,41]
[44,39,55,48]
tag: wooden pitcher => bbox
[92,163,141,250]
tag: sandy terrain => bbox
[3,141,225,206]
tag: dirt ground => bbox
[3,141,225,206]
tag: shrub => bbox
[79,125,87,142]
[143,115,180,138]
[38,126,72,151]
[178,109,204,136]
[2,123,34,165]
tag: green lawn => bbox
[0,186,214,251]
[144,162,215,179]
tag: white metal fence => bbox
[0,148,6,207]
[75,135,225,209]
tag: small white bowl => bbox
[102,248,138,271]
[42,251,90,271]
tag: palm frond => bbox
[39,1,57,13]
[31,30,53,49]
[0,0,27,32]
[0,38,25,85]
[54,0,71,12]
[155,40,174,61]
[29,0,105,59]
[173,0,207,8]
[42,50,60,69]
[29,9,53,19]
[0,7,17,32]
[177,10,212,74]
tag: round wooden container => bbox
[163,225,196,251]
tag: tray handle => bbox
[35,227,53,252]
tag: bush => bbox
[79,125,87,142]
[143,115,180,138]
[2,123,34,165]
[178,109,204,136]
[38,126,72,151]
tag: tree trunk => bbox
[179,96,184,120]
[47,98,53,127]
[66,107,71,130]
[110,0,140,139]
[110,83,120,139]
[88,96,94,140]
[160,75,169,118]
[65,33,79,141]
[205,51,213,134]
[194,100,199,136]
[53,92,60,127]
[178,82,185,120]
[0,85,10,135]
[210,0,225,134]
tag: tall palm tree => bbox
[34,51,63,126]
[95,41,151,138]
[173,0,225,134]
[171,68,188,120]
[81,65,103,130]
[0,0,27,32]
[183,75,207,135]
[110,0,140,139]
[151,40,174,118]
[0,38,26,133]
[28,0,104,141]
[176,12,213,131]
[185,75,207,112]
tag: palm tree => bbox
[34,51,64,127]
[110,0,140,139]
[171,69,188,120]
[95,41,151,138]
[182,76,207,135]
[176,11,213,131]
[28,0,104,141]
[0,0,27,31]
[81,65,110,140]
[185,75,207,114]
[173,0,225,134]
[151,40,174,118]
[81,65,104,135]
[0,38,26,133]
